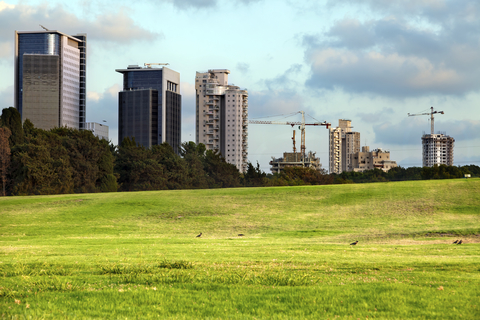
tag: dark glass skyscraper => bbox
[116,65,181,152]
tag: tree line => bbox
[0,107,478,196]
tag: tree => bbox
[151,143,189,190]
[51,127,117,193]
[203,149,240,188]
[11,133,74,195]
[180,142,209,189]
[0,127,11,196]
[243,162,266,187]
[115,137,167,191]
[0,107,24,146]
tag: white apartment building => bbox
[195,69,248,172]
[86,122,109,141]
[422,133,454,167]
[329,119,360,174]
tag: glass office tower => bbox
[116,65,181,152]
[14,30,86,130]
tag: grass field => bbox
[1,178,479,319]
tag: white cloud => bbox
[303,2,480,98]
[0,3,159,45]
[0,1,14,11]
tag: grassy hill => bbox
[1,179,479,318]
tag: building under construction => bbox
[408,107,454,167]
[249,111,330,174]
[422,133,454,167]
[269,151,322,174]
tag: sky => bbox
[1,0,479,172]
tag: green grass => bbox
[0,179,479,319]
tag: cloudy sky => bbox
[1,0,479,172]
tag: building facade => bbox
[329,119,360,174]
[14,30,86,130]
[116,65,181,152]
[421,133,454,167]
[195,69,248,172]
[85,122,109,141]
[351,146,398,172]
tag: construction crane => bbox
[249,111,330,166]
[144,63,169,68]
[408,106,444,134]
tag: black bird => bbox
[453,240,459,244]
[196,233,202,238]
[457,240,463,244]
[350,241,358,246]
[238,234,244,237]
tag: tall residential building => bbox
[195,69,248,172]
[329,119,360,174]
[422,133,454,167]
[116,65,181,152]
[14,30,86,130]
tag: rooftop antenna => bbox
[39,24,49,31]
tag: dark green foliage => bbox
[151,143,190,190]
[180,141,209,189]
[0,107,24,146]
[335,165,476,183]
[51,127,117,193]
[243,161,267,187]
[203,149,241,188]
[115,138,167,191]
[266,166,333,186]
[98,174,118,192]
[462,164,480,177]
[10,123,116,195]
[11,132,74,195]
[0,127,11,196]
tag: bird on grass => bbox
[453,240,459,244]
[457,240,463,244]
[196,233,202,238]
[350,241,358,246]
[238,234,244,237]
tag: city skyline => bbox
[1,0,479,172]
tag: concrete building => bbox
[86,122,109,141]
[329,119,360,174]
[422,133,454,167]
[14,30,87,130]
[351,146,397,172]
[195,69,248,172]
[116,65,181,152]
[269,151,322,174]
